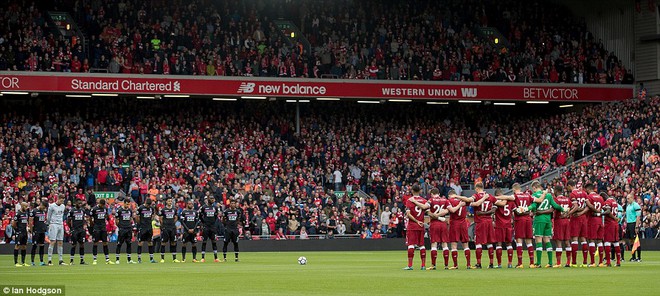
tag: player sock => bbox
[506,246,514,265]
[545,242,553,265]
[419,247,426,267]
[161,245,165,260]
[171,243,177,260]
[637,246,642,260]
[149,245,154,260]
[137,245,142,260]
[115,243,121,261]
[475,244,482,265]
[495,246,502,266]
[39,245,45,262]
[182,246,187,260]
[92,245,97,260]
[597,243,604,264]
[604,243,611,265]
[234,252,239,260]
[535,243,543,266]
[527,244,534,265]
[48,244,54,262]
[31,245,37,263]
[582,242,588,264]
[451,249,458,267]
[407,246,414,267]
[516,244,523,265]
[201,241,207,259]
[464,248,471,267]
[79,245,84,260]
[442,248,449,267]
[588,243,596,264]
[430,248,437,267]
[565,247,572,265]
[21,249,26,264]
[14,249,18,264]
[213,242,218,260]
[487,244,494,265]
[570,241,578,264]
[192,246,197,260]
[555,248,562,265]
[103,245,109,260]
[71,246,77,261]
[614,243,621,265]
[57,245,63,261]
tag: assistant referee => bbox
[624,194,642,262]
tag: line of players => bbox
[404,180,624,270]
[11,196,244,266]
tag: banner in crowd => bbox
[0,72,633,102]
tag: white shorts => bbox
[48,224,64,241]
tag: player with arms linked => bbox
[223,198,244,262]
[512,183,535,268]
[426,188,450,270]
[527,181,565,268]
[403,185,430,270]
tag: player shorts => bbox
[587,218,603,240]
[474,221,495,245]
[570,215,588,238]
[449,221,469,243]
[429,223,449,243]
[71,229,86,244]
[32,232,46,245]
[604,222,619,242]
[118,228,133,244]
[202,227,217,241]
[494,227,512,243]
[161,228,176,243]
[48,224,64,241]
[139,228,153,242]
[625,223,637,239]
[224,229,240,244]
[514,219,533,239]
[533,221,553,237]
[183,232,197,244]
[552,218,571,241]
[15,231,28,245]
[93,229,108,242]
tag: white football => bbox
[298,256,307,265]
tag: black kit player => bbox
[199,196,221,262]
[89,199,114,265]
[180,200,200,262]
[13,202,29,267]
[29,201,48,266]
[160,198,180,263]
[136,199,157,263]
[67,200,88,265]
[223,199,244,262]
[115,201,136,264]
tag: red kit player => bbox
[403,185,430,270]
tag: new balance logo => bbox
[461,88,477,98]
[237,82,256,94]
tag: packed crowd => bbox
[543,97,660,239]
[0,0,631,83]
[0,95,657,243]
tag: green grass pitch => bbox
[0,251,658,295]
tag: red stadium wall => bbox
[0,72,633,102]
